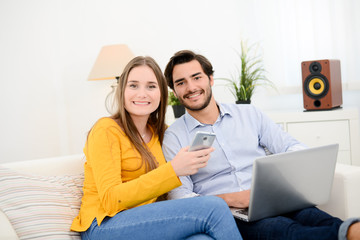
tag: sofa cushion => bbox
[0,166,83,239]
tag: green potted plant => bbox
[168,91,185,118]
[220,41,275,104]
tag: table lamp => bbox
[88,44,135,114]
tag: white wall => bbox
[0,0,359,163]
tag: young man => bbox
[162,50,360,240]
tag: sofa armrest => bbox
[0,210,18,240]
[318,163,360,220]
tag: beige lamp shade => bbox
[88,44,135,81]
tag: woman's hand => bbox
[170,146,214,176]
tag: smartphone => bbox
[189,131,216,152]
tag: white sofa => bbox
[0,154,85,240]
[1,154,360,239]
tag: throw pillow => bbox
[0,166,84,239]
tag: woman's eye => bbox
[129,84,137,88]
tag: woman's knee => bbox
[202,195,228,207]
[199,196,230,216]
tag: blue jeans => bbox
[81,196,242,240]
[234,207,343,240]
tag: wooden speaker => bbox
[301,59,342,110]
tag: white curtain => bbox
[245,0,360,92]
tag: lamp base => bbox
[105,82,118,114]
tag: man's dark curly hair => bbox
[164,50,214,90]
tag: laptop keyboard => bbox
[235,208,249,215]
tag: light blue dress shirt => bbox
[162,103,306,199]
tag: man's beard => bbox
[178,87,212,112]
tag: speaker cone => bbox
[304,74,329,99]
[309,61,322,73]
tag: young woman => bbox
[71,56,242,240]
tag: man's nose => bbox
[186,79,197,92]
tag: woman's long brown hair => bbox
[111,56,168,172]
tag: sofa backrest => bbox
[1,154,85,176]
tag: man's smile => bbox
[185,91,203,100]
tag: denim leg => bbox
[235,207,342,240]
[186,233,215,240]
[81,196,242,240]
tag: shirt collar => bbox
[184,102,232,132]
[218,102,232,118]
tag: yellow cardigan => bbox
[71,118,181,232]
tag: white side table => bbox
[265,108,360,166]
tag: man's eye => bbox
[176,82,184,86]
[194,76,201,80]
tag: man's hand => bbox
[216,190,251,208]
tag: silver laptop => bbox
[231,144,339,222]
